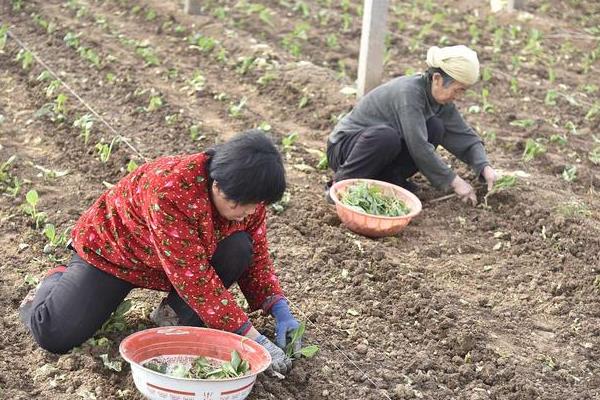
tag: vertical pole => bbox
[184,0,202,15]
[357,0,389,98]
[490,0,524,12]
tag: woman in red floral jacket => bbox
[20,130,301,374]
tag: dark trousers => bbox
[25,232,253,354]
[327,117,445,187]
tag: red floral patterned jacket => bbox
[71,152,283,333]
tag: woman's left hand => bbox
[271,300,301,353]
[482,165,497,192]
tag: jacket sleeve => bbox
[145,179,250,333]
[393,93,456,189]
[237,205,284,312]
[439,104,490,177]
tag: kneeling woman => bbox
[20,130,301,374]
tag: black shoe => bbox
[324,181,334,205]
[19,266,66,328]
[399,179,419,193]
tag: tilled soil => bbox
[1,1,599,399]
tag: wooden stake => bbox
[490,0,525,12]
[184,0,202,15]
[357,0,389,98]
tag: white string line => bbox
[7,20,392,399]
[6,28,148,162]
[284,296,393,399]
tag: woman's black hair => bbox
[208,130,286,205]
[425,67,455,87]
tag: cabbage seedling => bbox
[589,147,600,165]
[22,189,47,229]
[146,95,163,112]
[285,322,319,359]
[522,139,546,162]
[484,175,517,207]
[562,165,577,182]
[228,97,247,118]
[282,132,298,153]
[43,223,70,249]
[16,49,34,70]
[95,137,119,163]
[0,25,8,51]
[74,114,94,144]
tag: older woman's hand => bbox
[482,166,497,192]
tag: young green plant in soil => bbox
[340,181,410,217]
[483,175,518,207]
[285,322,319,359]
[143,350,250,380]
[22,189,47,229]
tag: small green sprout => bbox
[589,147,600,165]
[74,114,94,144]
[43,223,70,253]
[95,137,119,163]
[228,97,247,118]
[126,160,138,173]
[22,189,47,229]
[510,119,535,129]
[0,25,8,51]
[561,165,577,182]
[522,139,546,162]
[146,95,163,112]
[282,132,298,153]
[16,49,34,70]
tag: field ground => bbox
[1,0,599,399]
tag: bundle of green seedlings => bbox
[340,181,410,217]
[143,350,249,380]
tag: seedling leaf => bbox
[26,189,39,206]
[299,345,319,358]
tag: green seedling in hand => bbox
[285,322,319,359]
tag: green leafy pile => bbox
[340,181,410,217]
[143,350,250,380]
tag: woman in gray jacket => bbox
[327,45,497,206]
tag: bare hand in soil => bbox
[481,165,498,192]
[451,175,477,206]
